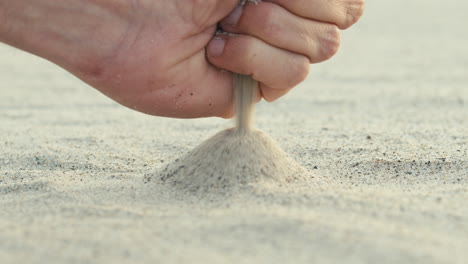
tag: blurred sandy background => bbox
[1,0,467,263]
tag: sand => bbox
[1,0,467,263]
[233,74,257,132]
[152,128,306,196]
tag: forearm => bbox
[0,0,131,73]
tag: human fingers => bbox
[220,2,341,63]
[265,0,365,29]
[206,34,309,90]
[259,84,292,102]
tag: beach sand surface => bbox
[1,0,467,263]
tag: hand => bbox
[208,0,365,103]
[0,0,364,118]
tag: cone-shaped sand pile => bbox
[158,128,305,193]
[147,74,306,193]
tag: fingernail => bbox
[208,37,225,56]
[223,6,243,26]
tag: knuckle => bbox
[263,93,279,103]
[261,89,275,102]
[341,0,365,29]
[255,3,283,39]
[189,0,218,28]
[318,25,341,61]
[286,57,310,87]
[260,86,285,103]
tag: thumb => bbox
[193,0,239,28]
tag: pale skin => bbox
[0,0,364,118]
